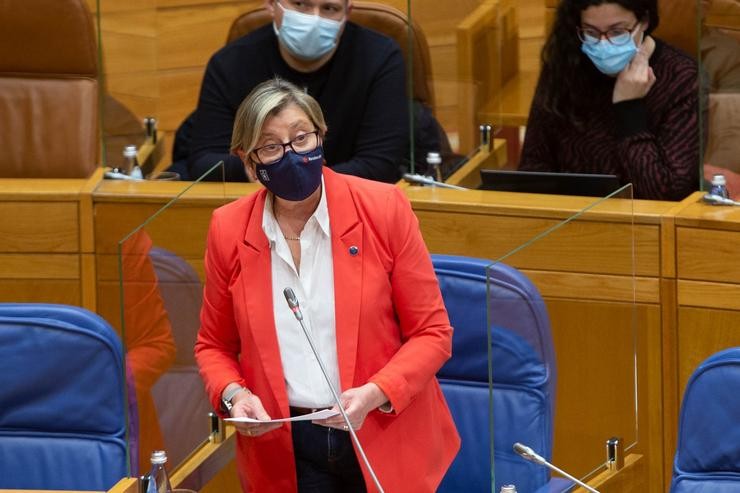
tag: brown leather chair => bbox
[0,0,99,178]
[226,1,435,108]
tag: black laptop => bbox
[479,169,622,197]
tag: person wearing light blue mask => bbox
[175,0,411,185]
[272,0,345,61]
[519,0,701,201]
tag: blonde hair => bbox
[230,78,328,158]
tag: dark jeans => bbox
[291,420,367,493]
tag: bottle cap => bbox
[711,174,726,186]
[500,485,517,493]
[150,450,167,464]
[426,152,442,165]
[123,145,138,158]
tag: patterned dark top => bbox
[519,39,701,201]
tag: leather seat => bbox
[0,0,99,178]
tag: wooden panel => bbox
[677,226,740,283]
[0,280,81,305]
[94,203,216,255]
[157,4,246,71]
[157,69,203,132]
[0,202,79,253]
[547,299,649,478]
[678,280,740,310]
[525,269,659,304]
[677,307,740,395]
[0,254,79,279]
[417,210,659,276]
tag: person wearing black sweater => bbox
[184,0,408,183]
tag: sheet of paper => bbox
[225,408,339,424]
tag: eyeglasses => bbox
[251,131,320,165]
[577,23,641,46]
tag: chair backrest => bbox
[0,303,131,490]
[432,254,561,493]
[226,1,435,107]
[0,0,99,178]
[670,346,740,493]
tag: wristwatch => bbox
[221,386,250,413]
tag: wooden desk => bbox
[4,174,740,492]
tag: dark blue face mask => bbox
[254,146,324,201]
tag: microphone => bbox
[702,193,740,206]
[513,442,600,493]
[402,173,468,190]
[282,288,385,493]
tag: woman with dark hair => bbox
[519,0,700,200]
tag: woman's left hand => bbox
[316,383,389,431]
[613,35,657,103]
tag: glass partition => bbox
[407,0,507,182]
[98,164,230,478]
[699,0,740,199]
[485,185,637,491]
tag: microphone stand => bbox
[283,288,385,493]
[513,442,600,493]
[402,173,468,190]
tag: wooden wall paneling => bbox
[677,226,740,283]
[659,278,678,490]
[677,307,740,394]
[0,202,79,253]
[415,210,660,277]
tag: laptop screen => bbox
[479,169,622,198]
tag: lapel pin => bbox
[349,246,359,256]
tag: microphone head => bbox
[513,442,545,465]
[283,287,299,309]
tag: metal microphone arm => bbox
[282,288,385,493]
[402,173,468,190]
[702,193,740,206]
[513,442,600,493]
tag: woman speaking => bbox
[195,78,459,492]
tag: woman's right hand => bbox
[230,392,283,438]
[613,35,657,103]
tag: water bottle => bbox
[499,485,517,493]
[146,450,173,493]
[425,151,442,182]
[709,173,729,200]
[123,145,143,179]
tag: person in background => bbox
[194,78,459,492]
[177,0,408,183]
[519,0,700,201]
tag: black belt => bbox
[289,406,331,417]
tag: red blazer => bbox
[195,169,460,492]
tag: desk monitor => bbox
[479,169,622,197]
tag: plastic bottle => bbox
[123,145,143,179]
[425,151,442,182]
[709,173,729,200]
[499,485,517,493]
[146,450,173,493]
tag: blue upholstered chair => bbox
[433,254,569,493]
[670,346,740,492]
[0,303,134,490]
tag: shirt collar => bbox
[262,177,330,244]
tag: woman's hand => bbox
[317,383,389,431]
[613,35,657,103]
[230,392,283,438]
